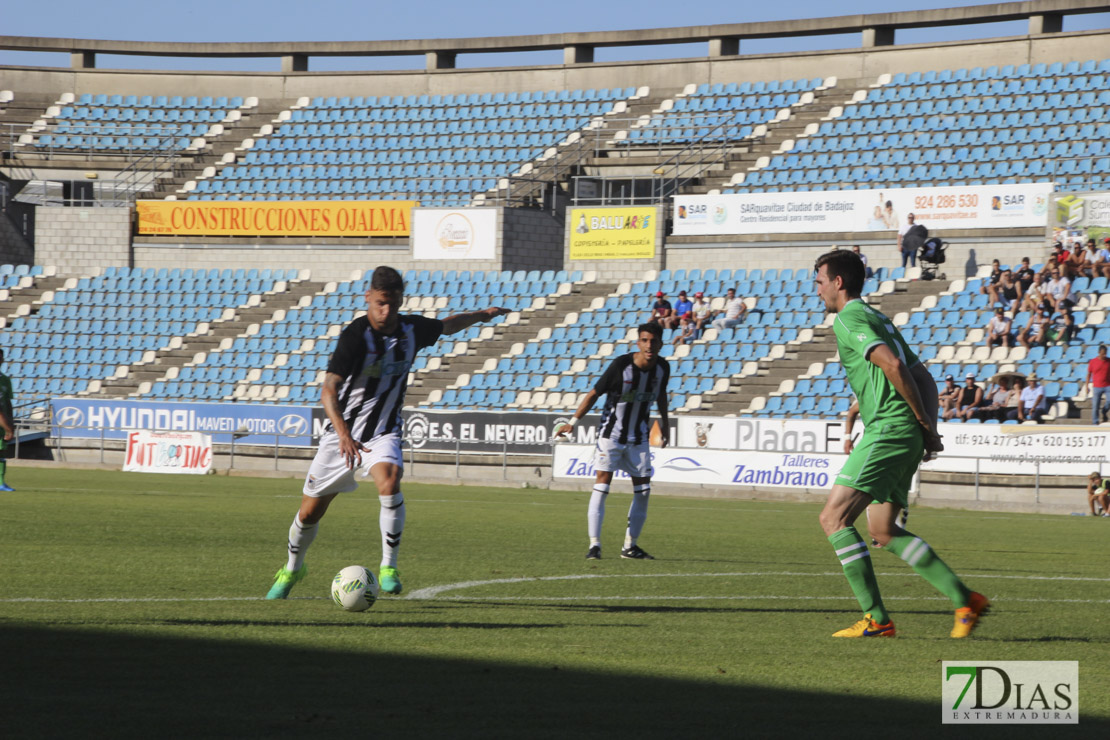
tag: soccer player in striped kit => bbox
[266,266,508,599]
[814,249,989,638]
[556,323,670,560]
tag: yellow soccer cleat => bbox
[951,591,991,638]
[832,613,896,638]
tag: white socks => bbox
[285,515,318,572]
[624,482,650,548]
[380,492,405,568]
[587,483,610,546]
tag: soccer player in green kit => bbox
[0,349,15,491]
[813,250,989,638]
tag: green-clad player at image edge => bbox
[813,249,990,639]
[0,347,15,491]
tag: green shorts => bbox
[835,421,923,509]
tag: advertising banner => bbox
[672,183,1052,236]
[50,399,315,447]
[412,208,498,261]
[568,206,657,260]
[677,415,1110,478]
[401,409,593,454]
[553,443,837,489]
[136,200,415,237]
[923,424,1110,477]
[124,430,213,474]
[1054,191,1110,243]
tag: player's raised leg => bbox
[867,501,990,638]
[820,483,894,636]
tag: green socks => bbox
[883,532,971,608]
[829,527,889,623]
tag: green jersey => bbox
[832,299,920,428]
[0,372,11,416]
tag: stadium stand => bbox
[725,60,1110,194]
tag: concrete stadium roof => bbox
[1,0,1106,71]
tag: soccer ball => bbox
[331,565,380,612]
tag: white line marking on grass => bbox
[406,570,1110,600]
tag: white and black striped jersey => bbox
[325,314,443,441]
[594,354,670,445]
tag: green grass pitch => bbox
[1,467,1108,738]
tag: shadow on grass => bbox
[5,624,1104,739]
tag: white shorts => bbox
[303,431,403,498]
[594,437,653,478]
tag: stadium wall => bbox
[35,208,129,272]
[2,30,1107,106]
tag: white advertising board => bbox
[123,430,213,475]
[412,208,497,261]
[673,183,1052,236]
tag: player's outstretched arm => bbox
[555,389,600,439]
[441,306,511,335]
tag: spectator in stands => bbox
[671,290,693,330]
[897,213,922,268]
[1094,240,1110,279]
[1065,242,1089,279]
[1086,345,1110,425]
[1044,267,1076,311]
[852,245,873,278]
[1018,306,1053,350]
[1086,472,1110,517]
[973,377,1014,422]
[1041,242,1069,277]
[944,372,983,421]
[1080,239,1100,278]
[979,259,1002,297]
[0,348,14,492]
[985,307,1013,348]
[712,287,748,330]
[1007,372,1047,423]
[671,313,697,346]
[1047,307,1075,345]
[647,291,673,328]
[1014,256,1037,294]
[1018,274,1048,316]
[987,269,1022,311]
[690,291,711,335]
[938,374,961,417]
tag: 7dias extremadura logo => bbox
[942,661,1078,724]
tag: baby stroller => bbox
[917,237,947,281]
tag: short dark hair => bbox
[637,323,663,341]
[370,266,404,294]
[814,249,866,296]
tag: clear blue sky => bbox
[1,0,1107,71]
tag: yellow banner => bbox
[568,207,656,260]
[136,200,416,237]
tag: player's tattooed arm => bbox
[321,371,365,468]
